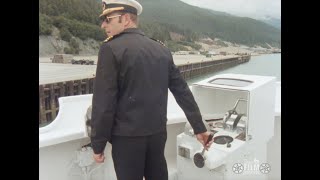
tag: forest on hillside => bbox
[39,0,281,53]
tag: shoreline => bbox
[39,52,279,62]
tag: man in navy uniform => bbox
[90,0,213,179]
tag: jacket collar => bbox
[121,28,145,36]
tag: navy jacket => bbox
[90,28,206,154]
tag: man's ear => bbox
[124,14,131,25]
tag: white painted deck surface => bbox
[39,82,280,148]
[39,54,240,85]
[275,82,281,116]
[39,74,281,180]
[39,91,186,148]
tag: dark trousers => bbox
[111,131,168,180]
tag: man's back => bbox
[99,28,173,136]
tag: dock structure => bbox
[39,54,250,125]
[176,55,249,80]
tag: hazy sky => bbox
[179,0,281,19]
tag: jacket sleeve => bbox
[168,55,207,135]
[90,44,118,154]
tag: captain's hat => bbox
[100,0,143,18]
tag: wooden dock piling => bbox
[39,78,94,126]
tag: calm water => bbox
[187,53,281,84]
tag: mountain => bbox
[39,0,281,55]
[138,0,280,47]
[259,16,281,29]
[207,9,233,17]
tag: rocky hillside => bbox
[39,26,100,57]
[39,36,100,57]
[39,0,281,56]
[39,33,277,57]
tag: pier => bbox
[39,54,250,125]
